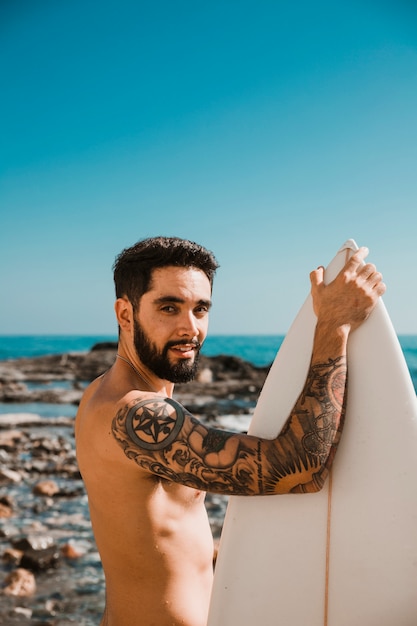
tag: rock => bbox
[12,535,61,572]
[0,350,270,408]
[0,413,43,427]
[20,546,61,572]
[12,535,54,552]
[2,548,23,565]
[12,534,61,572]
[0,467,22,483]
[0,523,18,540]
[12,606,33,619]
[0,365,26,382]
[91,341,118,351]
[0,429,26,450]
[0,502,13,518]
[3,568,36,596]
[61,540,88,559]
[0,494,14,507]
[33,480,60,497]
[197,367,213,383]
[0,381,29,401]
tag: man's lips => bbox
[167,341,201,358]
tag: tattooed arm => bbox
[112,333,347,496]
[112,246,385,496]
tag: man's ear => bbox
[114,297,133,332]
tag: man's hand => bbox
[310,247,386,334]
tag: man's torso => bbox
[75,373,214,626]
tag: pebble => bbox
[0,467,23,483]
[3,568,36,596]
[61,539,89,559]
[33,480,60,497]
[12,606,33,619]
[0,502,13,518]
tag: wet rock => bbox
[12,536,55,552]
[19,546,60,574]
[3,568,36,596]
[20,546,61,572]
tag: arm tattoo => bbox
[125,398,185,451]
[112,398,255,494]
[261,355,347,493]
[112,355,347,495]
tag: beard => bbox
[133,319,201,383]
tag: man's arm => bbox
[112,247,385,495]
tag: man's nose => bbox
[178,311,199,337]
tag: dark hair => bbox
[113,236,219,310]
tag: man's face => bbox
[133,266,212,383]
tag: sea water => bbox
[0,334,284,366]
[0,334,416,388]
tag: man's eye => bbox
[161,305,176,313]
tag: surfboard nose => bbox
[338,239,359,253]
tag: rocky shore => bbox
[0,342,269,415]
[0,344,269,625]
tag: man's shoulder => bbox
[116,390,168,414]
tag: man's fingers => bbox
[359,262,377,279]
[358,263,386,292]
[344,246,369,272]
[310,266,324,289]
[372,272,386,295]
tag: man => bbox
[75,236,385,626]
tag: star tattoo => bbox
[125,398,185,451]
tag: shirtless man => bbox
[75,236,385,626]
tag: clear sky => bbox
[1,0,416,336]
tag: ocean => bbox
[1,333,417,389]
[0,334,285,367]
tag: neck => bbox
[116,353,162,394]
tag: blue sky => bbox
[1,0,416,335]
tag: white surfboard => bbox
[208,239,417,626]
